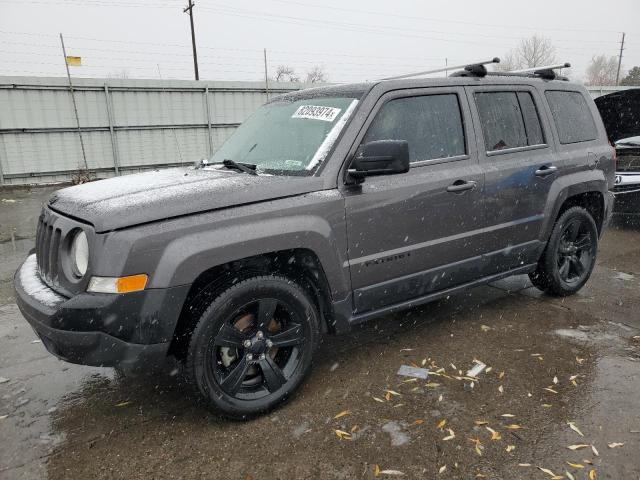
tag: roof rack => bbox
[381,57,500,81]
[508,62,571,80]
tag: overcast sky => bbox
[0,0,638,84]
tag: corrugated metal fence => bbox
[0,77,635,186]
[0,76,309,185]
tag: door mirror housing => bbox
[348,140,410,181]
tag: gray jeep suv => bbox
[15,63,615,418]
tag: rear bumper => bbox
[14,254,189,372]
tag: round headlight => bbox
[70,230,89,277]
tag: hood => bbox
[594,88,640,143]
[48,167,325,232]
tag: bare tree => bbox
[274,65,299,82]
[585,55,619,85]
[621,66,640,86]
[518,35,556,68]
[494,52,519,72]
[498,35,557,71]
[305,65,327,83]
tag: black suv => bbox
[15,62,615,418]
[595,88,640,216]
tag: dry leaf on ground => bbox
[567,422,584,436]
[567,444,590,450]
[442,428,456,441]
[379,470,405,476]
[486,426,501,441]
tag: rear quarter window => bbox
[545,90,598,144]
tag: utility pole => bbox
[183,0,199,80]
[59,33,88,171]
[616,32,625,86]
[263,48,270,100]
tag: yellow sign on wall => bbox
[65,56,81,66]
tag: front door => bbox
[341,87,486,314]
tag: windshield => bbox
[210,96,359,174]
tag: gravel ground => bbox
[1,186,639,480]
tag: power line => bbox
[260,0,624,35]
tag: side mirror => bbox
[348,140,410,180]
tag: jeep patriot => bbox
[15,62,615,418]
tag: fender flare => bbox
[150,214,351,300]
[540,170,607,242]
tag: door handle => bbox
[535,165,558,177]
[446,180,477,193]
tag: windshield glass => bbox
[210,96,358,174]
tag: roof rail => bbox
[381,57,500,81]
[509,62,571,80]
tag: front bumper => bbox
[612,172,640,215]
[14,254,190,371]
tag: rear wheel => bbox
[529,206,598,296]
[183,275,320,419]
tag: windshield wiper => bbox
[222,159,258,175]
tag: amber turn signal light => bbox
[87,274,148,294]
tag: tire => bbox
[183,275,320,419]
[529,206,599,296]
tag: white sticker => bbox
[292,105,342,122]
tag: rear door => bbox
[466,85,557,273]
[341,87,487,314]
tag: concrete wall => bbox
[0,76,310,185]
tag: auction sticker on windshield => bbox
[292,105,342,122]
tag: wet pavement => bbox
[1,186,639,480]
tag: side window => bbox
[545,90,597,144]
[362,94,466,163]
[517,92,544,146]
[475,91,545,151]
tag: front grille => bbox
[616,153,640,172]
[35,216,62,287]
[34,207,92,298]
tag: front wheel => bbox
[529,206,599,296]
[183,275,320,419]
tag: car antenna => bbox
[380,58,500,81]
[509,62,571,80]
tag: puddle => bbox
[381,421,410,446]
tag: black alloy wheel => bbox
[555,217,595,286]
[210,297,305,400]
[529,206,598,296]
[184,275,320,419]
